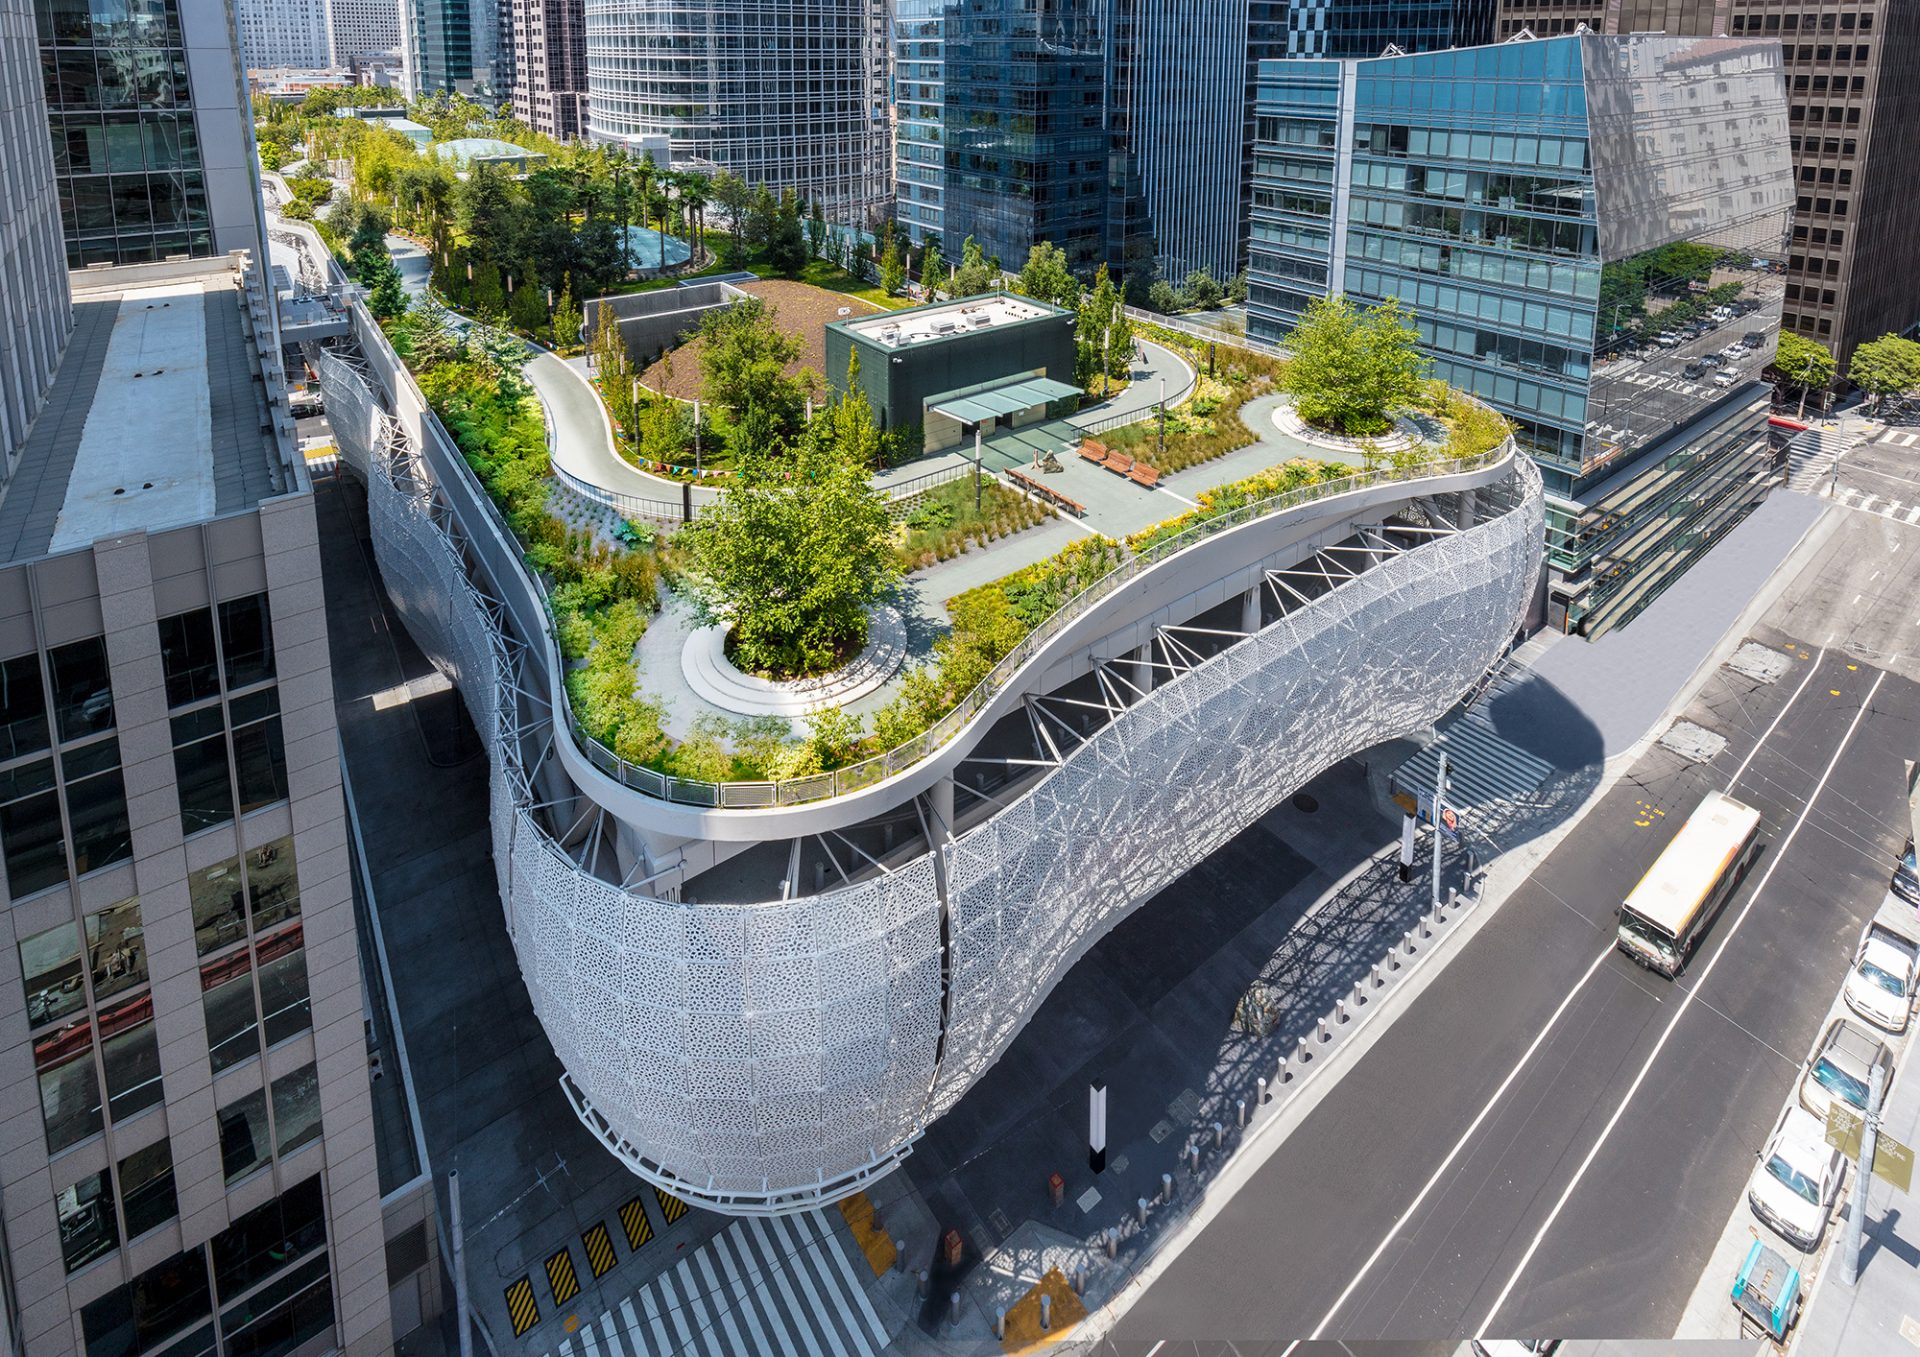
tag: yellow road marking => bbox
[546,1247,580,1306]
[503,1278,539,1337]
[619,1196,654,1251]
[582,1222,617,1278]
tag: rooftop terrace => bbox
[0,258,293,566]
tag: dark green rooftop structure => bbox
[824,292,1080,455]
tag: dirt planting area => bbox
[637,279,884,400]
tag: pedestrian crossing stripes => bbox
[583,1223,618,1279]
[505,1277,540,1337]
[540,1208,889,1357]
[1391,674,1555,814]
[618,1196,654,1251]
[653,1187,688,1226]
[1881,430,1919,447]
[547,1247,581,1306]
[1833,485,1920,525]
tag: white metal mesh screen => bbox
[342,325,1543,1210]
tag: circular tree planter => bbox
[680,606,907,718]
[1270,396,1424,455]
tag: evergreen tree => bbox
[951,235,995,297]
[918,238,945,300]
[1016,241,1080,310]
[879,238,906,297]
[549,274,583,351]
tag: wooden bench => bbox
[1077,439,1108,464]
[1127,462,1161,488]
[1101,449,1134,475]
[1007,468,1086,517]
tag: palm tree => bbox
[680,174,710,258]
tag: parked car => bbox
[1683,361,1708,380]
[1701,353,1726,367]
[1893,837,1918,907]
[1657,332,1683,347]
[1799,1017,1890,1122]
[1472,1344,1561,1357]
[1844,921,1918,1033]
[1712,371,1738,387]
[1742,331,1767,348]
[1748,1105,1845,1251]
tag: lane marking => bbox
[1288,941,1619,1350]
[1725,644,1825,793]
[1477,668,1888,1333]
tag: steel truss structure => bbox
[323,322,1544,1214]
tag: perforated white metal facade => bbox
[325,339,1543,1213]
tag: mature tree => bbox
[698,297,805,429]
[637,388,689,466]
[1147,277,1182,315]
[878,237,906,297]
[683,370,898,676]
[575,217,624,294]
[345,202,392,267]
[470,259,505,317]
[363,252,408,321]
[1073,264,1125,388]
[1227,268,1249,305]
[1182,268,1223,311]
[918,237,945,301]
[711,171,751,263]
[455,162,518,270]
[766,189,808,277]
[1279,295,1428,436]
[807,200,828,259]
[746,184,780,258]
[508,259,547,333]
[1847,333,1920,412]
[1772,332,1837,418]
[1015,240,1080,310]
[1106,285,1135,379]
[681,172,710,253]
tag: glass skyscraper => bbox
[1249,34,1794,635]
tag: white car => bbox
[1472,1343,1560,1357]
[1711,370,1738,387]
[1748,1106,1844,1251]
[1844,922,1919,1033]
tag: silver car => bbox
[1799,1017,1890,1123]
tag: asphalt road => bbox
[1115,576,1920,1342]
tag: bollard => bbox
[1419,914,1433,940]
[1371,963,1384,990]
[950,1291,961,1327]
[1107,1226,1120,1259]
[1074,1263,1086,1294]
[870,1203,884,1235]
[894,1237,907,1274]
[1448,885,1459,908]
[1297,1033,1312,1062]
[1257,1075,1269,1104]
[1161,1172,1174,1204]
[1213,1120,1224,1149]
[1353,977,1367,1007]
[1137,1196,1150,1227]
[1336,997,1350,1025]
[1189,1143,1202,1175]
[917,1268,930,1300]
[1388,947,1402,973]
[1404,930,1419,956]
[1237,1097,1248,1128]
[995,1308,1007,1340]
[1317,1015,1332,1044]
[1041,1293,1053,1332]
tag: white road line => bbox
[1885,501,1906,520]
[1905,505,1920,524]
[691,1249,749,1356]
[577,1314,604,1357]
[1476,668,1888,1333]
[1859,493,1880,512]
[1726,645,1825,793]
[1836,485,1859,503]
[656,1266,700,1355]
[768,1213,871,1357]
[1287,941,1619,1351]
[639,1285,674,1355]
[1158,486,1201,508]
[747,1215,825,1357]
[618,1298,649,1357]
[712,1223,789,1357]
[804,1208,891,1349]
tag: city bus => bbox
[1616,789,1763,977]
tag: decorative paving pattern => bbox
[679,605,907,718]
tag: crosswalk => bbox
[1391,668,1555,814]
[1879,430,1920,448]
[1833,484,1920,525]
[541,1208,890,1357]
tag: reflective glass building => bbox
[1248,34,1794,635]
[1282,0,1493,58]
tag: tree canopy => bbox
[1278,295,1429,436]
[1847,333,1920,411]
[1015,241,1080,310]
[698,297,808,432]
[682,363,898,677]
[1772,332,1836,417]
[951,235,997,297]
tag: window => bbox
[57,1167,118,1273]
[256,925,310,1048]
[220,1254,333,1357]
[80,1248,215,1357]
[171,707,232,834]
[118,1140,178,1240]
[230,691,287,815]
[0,758,65,896]
[245,838,300,933]
[87,897,147,1002]
[217,1087,271,1186]
[270,1064,321,1157]
[0,651,50,761]
[211,1176,325,1299]
[21,918,85,1027]
[190,855,247,955]
[36,1016,103,1151]
[48,637,114,740]
[99,992,162,1120]
[65,737,131,874]
[201,950,258,1075]
[158,610,220,709]
[218,595,275,691]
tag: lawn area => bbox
[893,475,1054,572]
[638,278,886,400]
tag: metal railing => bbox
[561,440,1519,808]
[551,459,688,527]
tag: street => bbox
[1112,502,1920,1343]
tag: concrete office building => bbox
[38,0,264,268]
[507,0,586,140]
[583,0,891,222]
[1,0,71,469]
[1248,34,1794,635]
[236,0,331,72]
[328,0,403,67]
[1494,0,1920,367]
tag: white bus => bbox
[1616,789,1763,977]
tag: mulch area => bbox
[637,279,884,401]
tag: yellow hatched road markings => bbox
[618,1195,654,1251]
[581,1222,617,1278]
[654,1187,689,1226]
[503,1277,539,1337]
[545,1247,580,1306]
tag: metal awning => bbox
[927,376,1081,425]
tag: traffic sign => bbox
[1825,1105,1915,1192]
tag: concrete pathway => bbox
[1067,338,1197,431]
